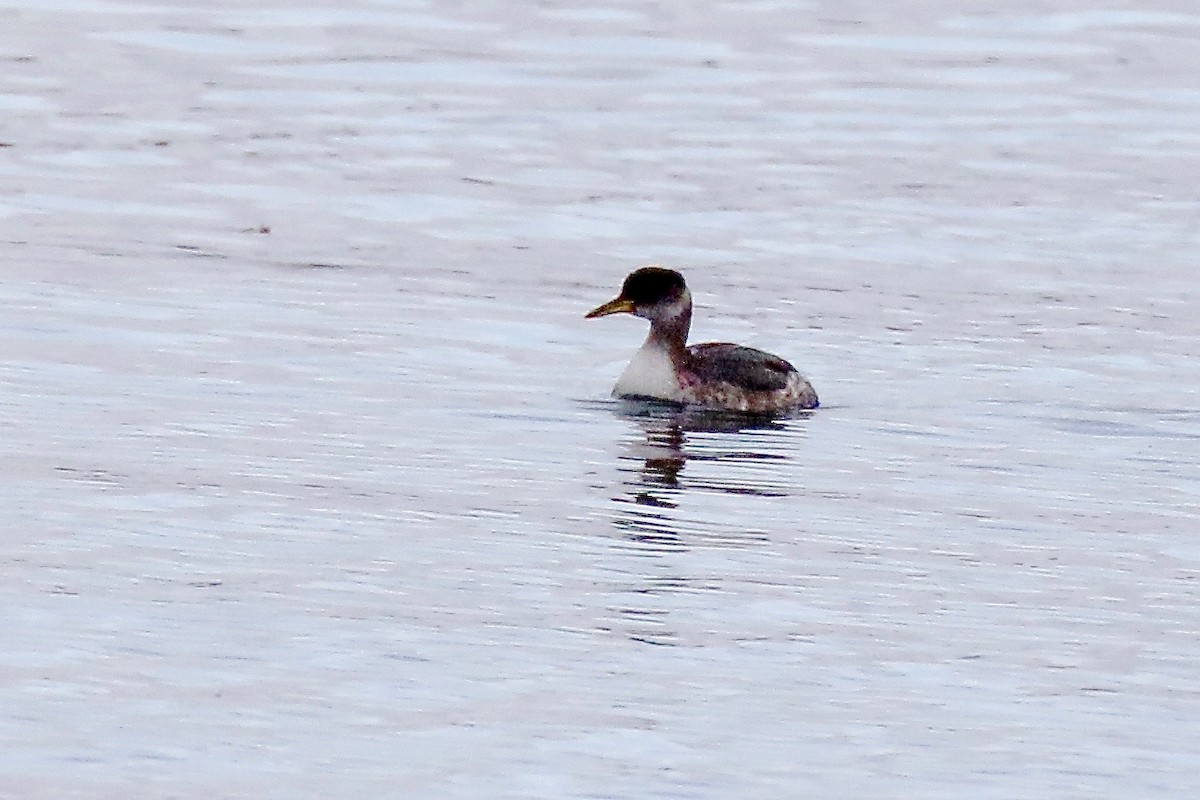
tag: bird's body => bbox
[587,267,818,413]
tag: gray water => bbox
[2,1,1198,797]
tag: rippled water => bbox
[3,1,1198,797]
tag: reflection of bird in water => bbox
[608,405,781,553]
[630,422,685,503]
[601,403,810,647]
[615,400,795,505]
[587,267,818,413]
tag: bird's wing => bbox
[687,343,796,392]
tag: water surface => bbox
[2,1,1198,797]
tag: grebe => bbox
[586,267,818,413]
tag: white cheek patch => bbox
[654,294,690,324]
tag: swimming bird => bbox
[586,266,818,413]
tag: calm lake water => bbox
[2,1,1198,797]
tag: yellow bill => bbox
[585,297,635,318]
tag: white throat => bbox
[612,337,684,402]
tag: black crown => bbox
[621,267,686,305]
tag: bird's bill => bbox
[585,297,635,318]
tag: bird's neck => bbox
[647,304,692,356]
